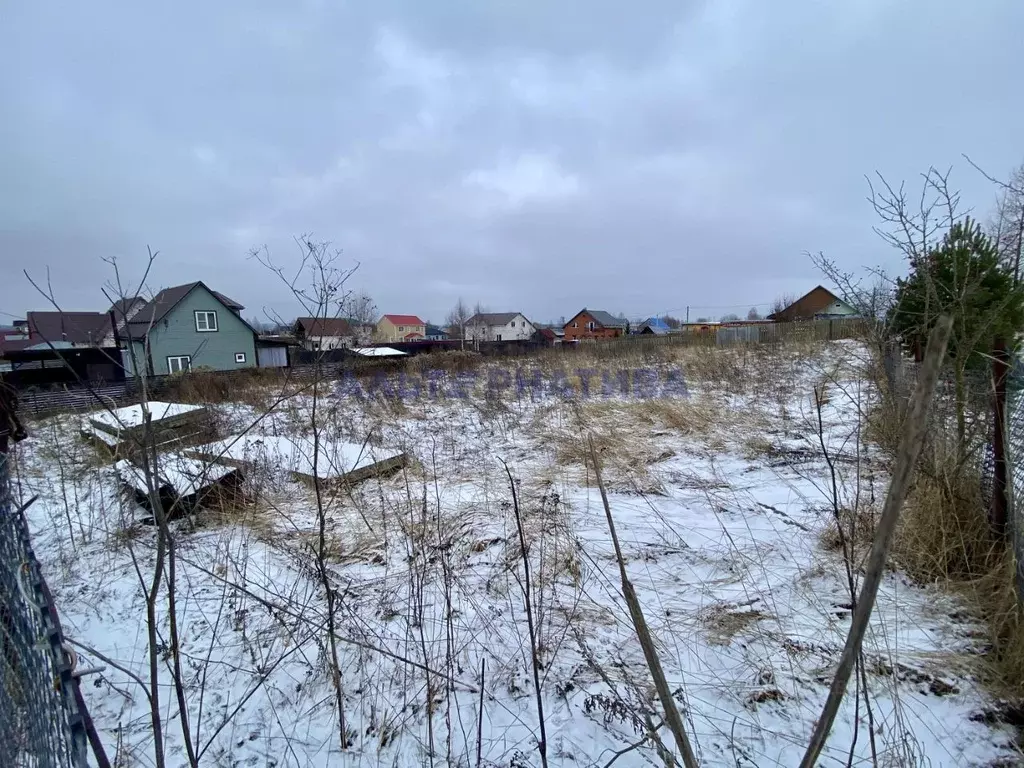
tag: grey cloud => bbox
[2,1,1023,325]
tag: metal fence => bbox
[0,453,108,768]
[1007,354,1024,598]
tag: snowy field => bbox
[7,340,1020,767]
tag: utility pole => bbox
[685,306,689,324]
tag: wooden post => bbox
[992,337,1010,538]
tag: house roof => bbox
[425,325,448,336]
[382,314,425,326]
[639,317,670,334]
[295,317,353,337]
[125,282,248,339]
[26,311,112,346]
[404,331,424,340]
[537,328,556,341]
[108,296,148,320]
[468,312,522,326]
[767,285,849,320]
[568,308,626,329]
[0,321,33,354]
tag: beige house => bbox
[374,314,426,343]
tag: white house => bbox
[465,312,536,342]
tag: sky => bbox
[2,1,1023,326]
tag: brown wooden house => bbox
[767,286,858,322]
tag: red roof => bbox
[404,332,424,340]
[383,314,424,326]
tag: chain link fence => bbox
[0,453,108,768]
[1007,353,1024,599]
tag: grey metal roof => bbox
[468,312,522,326]
[582,309,627,328]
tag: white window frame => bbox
[235,352,246,363]
[587,321,595,331]
[571,321,578,328]
[167,355,191,374]
[195,310,219,332]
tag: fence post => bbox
[992,337,1010,538]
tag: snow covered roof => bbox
[115,453,236,497]
[351,347,407,357]
[189,434,405,481]
[89,401,204,431]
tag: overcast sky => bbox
[2,1,1022,325]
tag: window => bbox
[571,322,578,328]
[511,321,516,327]
[235,352,246,363]
[496,334,502,341]
[398,326,405,332]
[167,355,191,374]
[587,321,595,331]
[195,310,218,332]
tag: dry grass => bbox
[699,601,767,646]
[165,367,292,406]
[865,345,1024,696]
[819,502,880,560]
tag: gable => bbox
[128,282,255,339]
[565,309,624,329]
[772,285,845,320]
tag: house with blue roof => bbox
[637,317,671,335]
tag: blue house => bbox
[117,282,258,377]
[425,325,450,340]
[637,317,671,335]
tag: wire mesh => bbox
[1007,354,1024,599]
[0,453,100,768]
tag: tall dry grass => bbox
[869,349,1024,694]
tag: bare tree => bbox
[349,291,378,345]
[966,155,1024,285]
[746,307,761,321]
[770,294,797,318]
[252,236,360,750]
[446,298,471,350]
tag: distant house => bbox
[425,325,450,340]
[637,317,671,335]
[375,314,426,343]
[768,286,858,322]
[535,328,560,346]
[2,313,122,385]
[25,311,113,349]
[563,309,627,342]
[120,281,257,376]
[465,312,536,342]
[293,317,355,350]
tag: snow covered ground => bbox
[7,340,1020,767]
